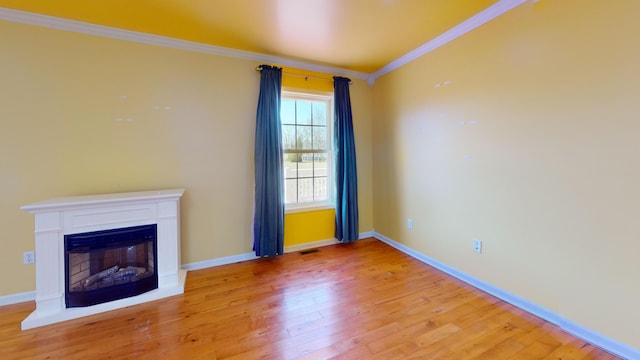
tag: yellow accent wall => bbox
[284,209,335,246]
[282,68,334,93]
[372,0,640,349]
[279,67,373,247]
[280,69,334,247]
[0,20,372,296]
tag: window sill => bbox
[285,204,335,215]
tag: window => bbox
[281,91,333,210]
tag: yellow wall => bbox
[0,20,372,296]
[284,209,335,246]
[281,69,337,247]
[280,68,374,247]
[1,0,638,351]
[372,0,640,349]
[282,68,334,93]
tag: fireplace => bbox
[65,224,158,308]
[21,189,185,330]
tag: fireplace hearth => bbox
[21,189,185,330]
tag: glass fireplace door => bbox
[64,224,158,308]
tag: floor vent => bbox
[299,248,320,255]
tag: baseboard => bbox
[5,232,635,356]
[373,231,639,360]
[182,231,374,271]
[0,291,35,306]
[181,252,259,271]
[1,230,374,304]
[181,240,338,271]
[284,238,341,253]
[358,230,375,239]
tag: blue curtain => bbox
[253,65,284,257]
[333,76,359,243]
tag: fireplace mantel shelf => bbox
[21,189,185,212]
[21,189,186,330]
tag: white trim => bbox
[367,0,527,85]
[0,291,35,306]
[181,252,259,271]
[285,205,334,215]
[284,238,341,253]
[182,231,373,271]
[372,231,640,360]
[0,7,369,81]
[281,91,334,210]
[358,231,375,239]
[284,231,374,252]
[0,3,530,86]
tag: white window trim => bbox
[285,204,334,215]
[281,90,335,212]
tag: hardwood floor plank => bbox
[0,238,622,359]
[512,340,563,359]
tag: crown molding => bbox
[1,1,528,86]
[367,0,528,85]
[0,7,369,81]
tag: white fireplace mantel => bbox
[21,189,186,330]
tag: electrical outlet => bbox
[407,218,413,229]
[23,251,35,264]
[473,239,482,254]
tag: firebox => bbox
[64,224,158,308]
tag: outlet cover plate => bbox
[23,251,35,264]
[473,239,482,253]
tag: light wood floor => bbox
[0,238,620,359]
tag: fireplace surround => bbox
[21,189,185,330]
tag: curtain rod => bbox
[256,66,352,84]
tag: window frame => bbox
[281,90,334,213]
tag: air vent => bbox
[299,248,319,255]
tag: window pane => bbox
[281,99,296,125]
[313,126,327,150]
[281,93,332,207]
[282,125,296,150]
[312,102,327,126]
[283,155,298,179]
[314,177,327,201]
[297,126,312,149]
[296,101,311,125]
[297,153,313,179]
[285,179,297,203]
[313,153,327,177]
[298,178,313,203]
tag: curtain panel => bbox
[333,76,359,243]
[253,65,285,257]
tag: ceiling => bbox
[0,0,501,74]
